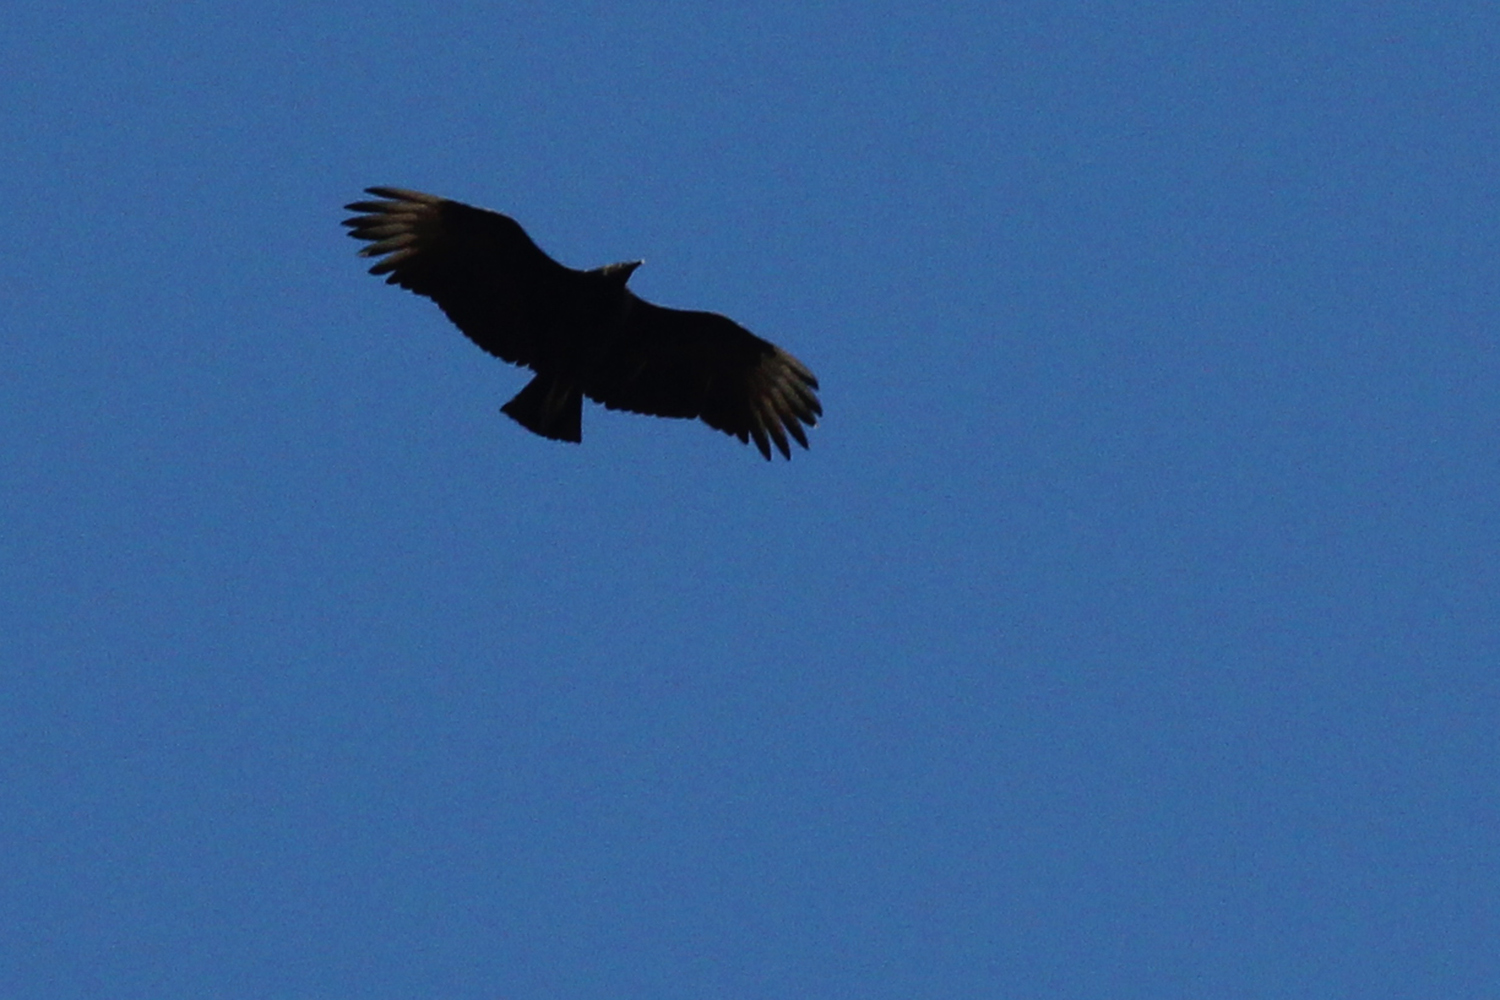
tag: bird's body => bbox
[342,188,821,459]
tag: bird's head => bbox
[600,259,644,287]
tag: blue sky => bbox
[3,2,1497,997]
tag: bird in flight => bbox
[342,188,821,459]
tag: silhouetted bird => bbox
[342,188,821,459]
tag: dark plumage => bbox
[342,188,821,459]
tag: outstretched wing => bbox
[342,187,574,368]
[588,299,822,460]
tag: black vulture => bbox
[342,188,821,459]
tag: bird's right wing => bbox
[342,188,574,367]
[588,300,822,460]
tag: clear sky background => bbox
[3,3,1497,998]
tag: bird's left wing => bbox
[342,188,575,368]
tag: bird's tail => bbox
[501,374,583,443]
